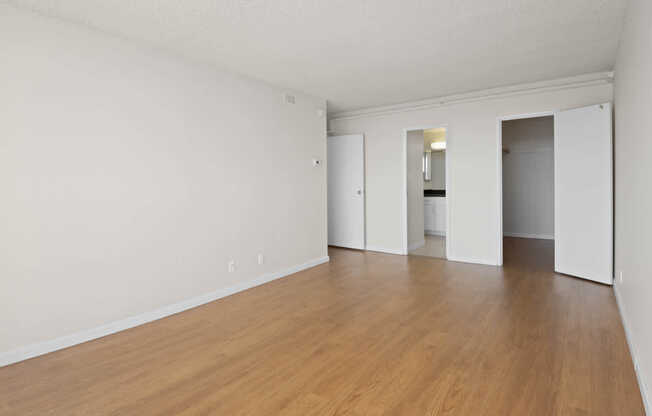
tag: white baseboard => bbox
[365,246,405,255]
[614,284,651,415]
[503,232,554,240]
[425,230,446,237]
[408,240,425,251]
[0,255,330,368]
[447,255,499,266]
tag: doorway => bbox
[498,104,613,284]
[404,127,449,259]
[500,115,555,268]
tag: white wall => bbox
[613,0,652,411]
[424,151,446,190]
[0,5,327,359]
[330,79,612,263]
[502,117,554,239]
[406,130,424,249]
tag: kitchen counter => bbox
[424,192,446,236]
[424,189,446,197]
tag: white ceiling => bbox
[8,0,627,113]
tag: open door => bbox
[554,103,613,284]
[327,134,365,249]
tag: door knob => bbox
[356,189,362,195]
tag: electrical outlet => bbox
[618,270,623,284]
[258,253,264,265]
[228,260,235,273]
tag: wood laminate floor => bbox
[0,238,644,415]
[409,235,446,259]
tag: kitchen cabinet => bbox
[424,196,446,236]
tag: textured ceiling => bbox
[7,0,628,113]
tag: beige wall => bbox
[406,130,425,248]
[614,0,652,410]
[330,81,612,262]
[0,5,327,358]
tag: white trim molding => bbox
[0,256,330,367]
[503,232,554,240]
[329,72,613,122]
[365,246,404,255]
[614,284,651,415]
[447,255,499,266]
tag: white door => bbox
[554,103,613,284]
[328,134,365,249]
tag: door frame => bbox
[496,111,555,266]
[402,124,451,258]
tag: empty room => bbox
[1,1,651,415]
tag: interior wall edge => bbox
[614,284,651,415]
